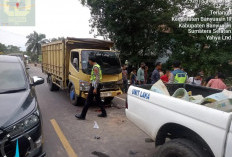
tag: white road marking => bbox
[115,96,126,101]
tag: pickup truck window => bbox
[81,50,121,75]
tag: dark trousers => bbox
[123,80,128,93]
[80,85,106,118]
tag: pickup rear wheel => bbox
[47,75,59,91]
[154,139,209,157]
[70,85,84,106]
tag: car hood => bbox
[0,89,36,129]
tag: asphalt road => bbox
[28,65,156,157]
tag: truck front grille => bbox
[101,82,119,91]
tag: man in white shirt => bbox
[188,73,203,86]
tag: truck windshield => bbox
[81,50,121,75]
[0,62,26,93]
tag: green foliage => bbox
[81,0,232,77]
[38,55,42,62]
[0,43,22,54]
[81,0,185,63]
[0,43,7,53]
[25,31,49,62]
[6,45,21,53]
[167,4,232,77]
[49,37,65,42]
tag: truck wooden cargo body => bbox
[42,38,114,89]
[42,38,122,105]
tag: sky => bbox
[0,0,99,51]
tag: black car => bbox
[0,56,46,157]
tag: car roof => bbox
[0,55,21,63]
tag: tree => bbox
[0,43,22,54]
[80,0,185,65]
[81,0,232,77]
[25,31,49,61]
[0,43,7,53]
[6,45,21,53]
[49,37,65,42]
[166,3,232,76]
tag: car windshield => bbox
[0,62,26,93]
[81,50,121,75]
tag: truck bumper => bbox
[81,89,122,99]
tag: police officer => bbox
[75,55,107,120]
[169,60,187,83]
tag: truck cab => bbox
[69,49,123,105]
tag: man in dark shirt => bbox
[151,62,162,84]
[130,67,137,85]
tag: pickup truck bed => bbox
[126,84,232,157]
[141,83,222,96]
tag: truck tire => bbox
[154,139,209,157]
[47,75,59,91]
[104,97,114,104]
[70,85,84,106]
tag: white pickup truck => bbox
[126,84,232,157]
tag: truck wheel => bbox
[47,75,59,91]
[104,97,114,104]
[70,85,84,106]
[154,139,209,157]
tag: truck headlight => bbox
[6,111,40,137]
[79,80,90,91]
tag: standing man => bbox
[122,64,128,93]
[144,66,149,84]
[75,55,106,120]
[169,61,187,83]
[151,62,162,84]
[130,67,137,85]
[137,62,146,85]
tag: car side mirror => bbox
[32,76,44,86]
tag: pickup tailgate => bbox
[225,120,232,157]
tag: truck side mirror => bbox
[73,58,79,70]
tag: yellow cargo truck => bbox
[42,38,123,105]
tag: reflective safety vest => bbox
[174,73,187,83]
[90,64,102,81]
